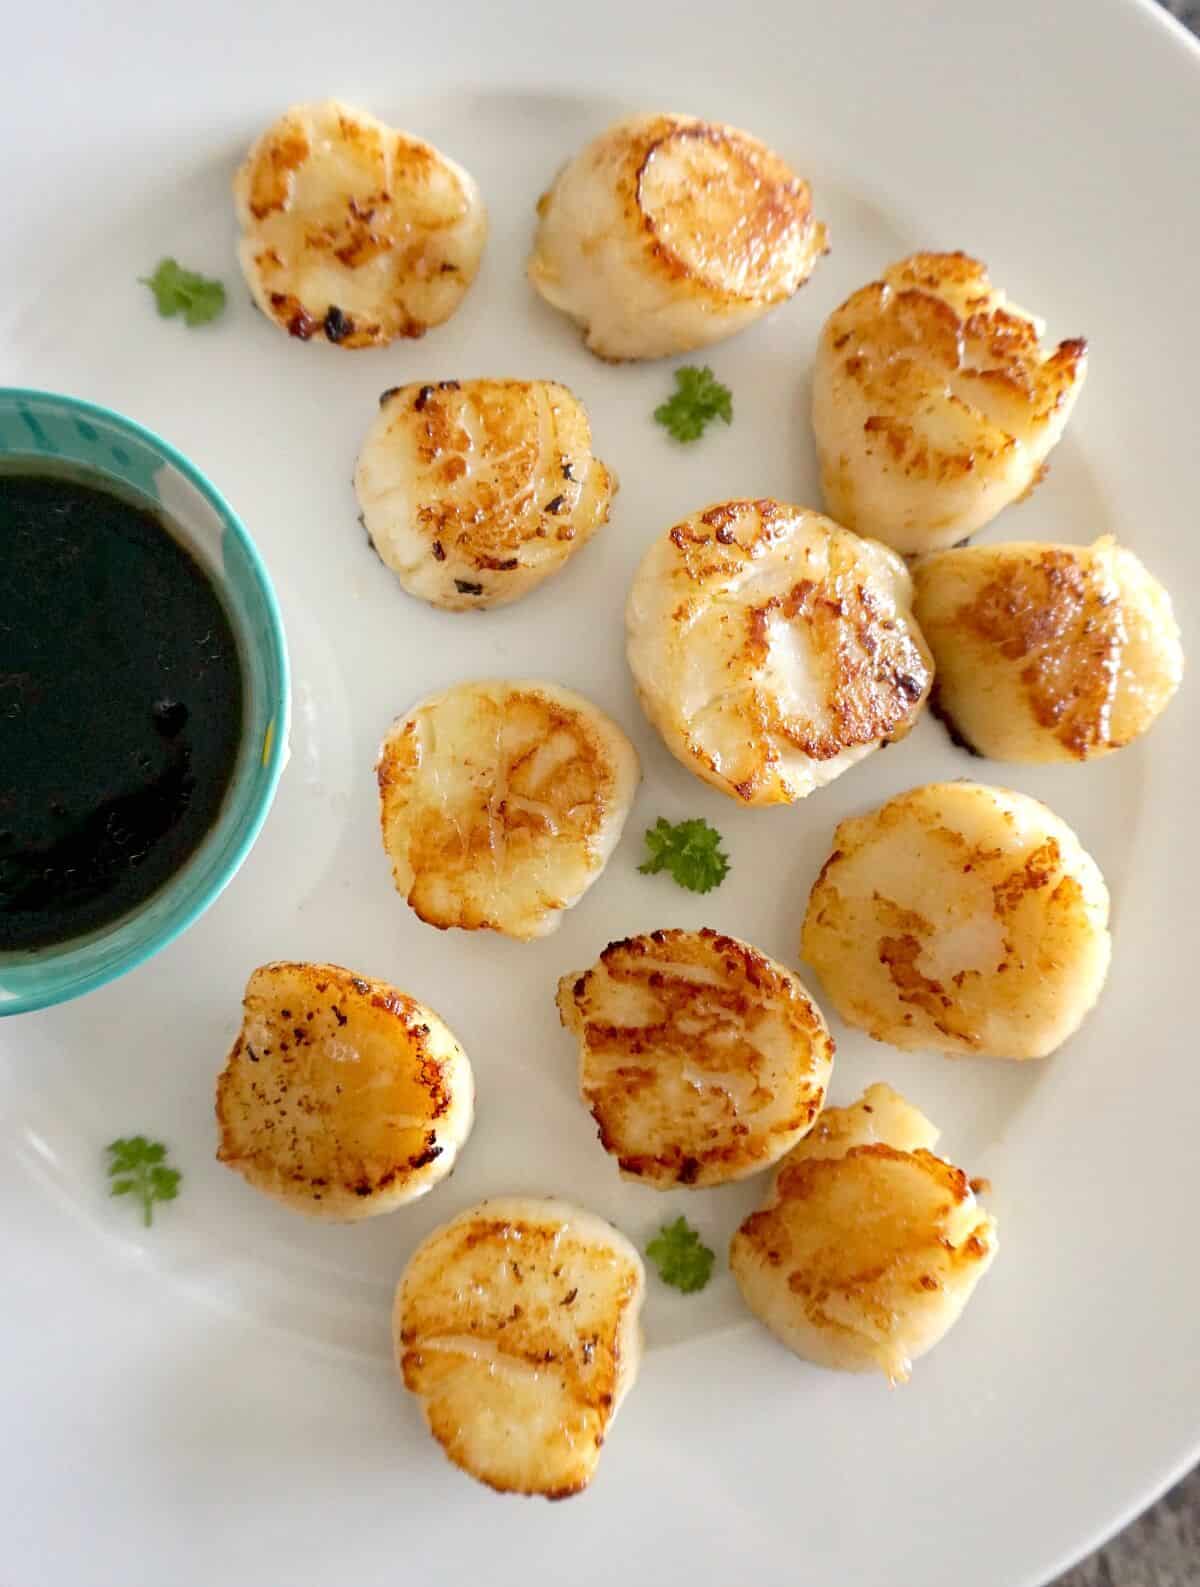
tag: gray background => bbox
[1054,4,1197,1584]
[1058,1475,1200,1586]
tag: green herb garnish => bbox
[639,817,730,894]
[646,1217,715,1294]
[653,365,733,443]
[106,1136,182,1227]
[141,258,226,326]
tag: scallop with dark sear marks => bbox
[800,783,1111,1059]
[377,680,640,940]
[216,961,474,1219]
[912,536,1184,762]
[558,928,834,1188]
[528,112,828,360]
[731,1083,997,1382]
[234,100,486,349]
[395,1196,645,1497]
[626,500,933,805]
[812,252,1087,553]
[355,379,615,609]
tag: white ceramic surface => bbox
[2,2,1198,1583]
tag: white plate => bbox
[2,1,1198,1582]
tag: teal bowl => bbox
[0,389,289,1016]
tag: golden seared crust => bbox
[215,962,474,1220]
[625,500,933,805]
[528,113,828,360]
[395,1197,645,1498]
[813,252,1087,553]
[234,101,486,348]
[800,782,1111,1059]
[377,680,640,940]
[354,379,615,610]
[913,537,1184,762]
[558,928,834,1189]
[731,1085,997,1383]
[631,116,827,302]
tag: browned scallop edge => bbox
[927,680,985,758]
[263,287,413,348]
[587,926,793,992]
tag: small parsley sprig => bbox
[106,1136,182,1228]
[141,258,226,327]
[646,1217,715,1294]
[639,817,730,894]
[653,365,733,443]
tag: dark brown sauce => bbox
[0,470,244,951]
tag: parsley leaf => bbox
[141,258,226,327]
[646,1217,715,1294]
[653,365,733,443]
[105,1136,182,1228]
[638,817,730,894]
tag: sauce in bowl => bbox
[0,469,244,951]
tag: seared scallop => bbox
[377,680,640,939]
[394,1196,645,1498]
[215,962,474,1220]
[354,379,615,610]
[813,252,1087,552]
[234,100,486,348]
[626,500,933,805]
[558,928,834,1189]
[912,536,1184,762]
[801,782,1111,1059]
[528,113,828,360]
[730,1082,997,1382]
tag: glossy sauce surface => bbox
[0,471,244,950]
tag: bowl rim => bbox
[0,386,291,1016]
